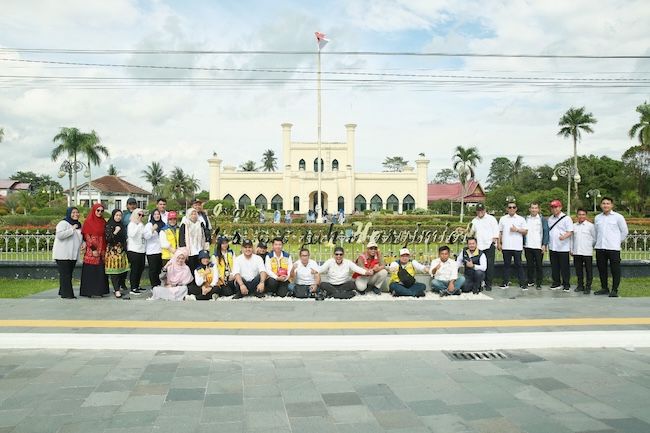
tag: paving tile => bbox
[159,400,203,417]
[165,387,205,402]
[200,405,245,424]
[204,393,243,407]
[0,408,31,428]
[82,391,131,407]
[244,396,285,412]
[118,395,166,412]
[96,379,138,392]
[130,383,169,396]
[289,416,337,433]
[448,403,501,421]
[57,419,111,433]
[107,410,159,428]
[245,410,290,430]
[373,409,425,430]
[244,384,281,397]
[12,415,69,433]
[572,401,628,420]
[602,417,650,432]
[329,405,375,423]
[195,421,244,433]
[335,422,386,433]
[466,417,524,433]
[407,399,450,416]
[322,392,363,406]
[526,377,571,391]
[285,401,328,417]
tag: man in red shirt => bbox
[353,242,388,294]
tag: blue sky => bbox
[0,0,648,192]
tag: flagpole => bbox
[316,43,323,223]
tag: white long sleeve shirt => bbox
[456,251,488,272]
[143,223,162,255]
[572,221,596,256]
[127,222,146,253]
[470,214,499,250]
[429,258,459,281]
[594,211,628,251]
[293,259,320,285]
[319,258,367,285]
[52,220,83,260]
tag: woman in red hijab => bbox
[80,203,110,297]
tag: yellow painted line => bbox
[0,317,649,330]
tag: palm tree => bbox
[15,191,36,214]
[239,160,257,172]
[557,106,597,200]
[0,127,4,143]
[261,149,278,172]
[382,156,408,172]
[510,155,524,186]
[141,162,166,198]
[162,167,199,210]
[79,130,109,205]
[107,164,118,176]
[51,127,86,205]
[452,145,482,222]
[629,101,650,146]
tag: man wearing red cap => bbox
[548,200,574,291]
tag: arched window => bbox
[387,194,399,212]
[238,194,251,209]
[370,194,383,211]
[298,159,305,171]
[332,159,339,171]
[293,196,300,212]
[254,194,267,210]
[223,194,234,202]
[271,194,283,211]
[313,158,324,172]
[337,196,344,212]
[354,194,367,212]
[403,194,415,211]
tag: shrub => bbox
[0,215,58,227]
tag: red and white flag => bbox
[315,31,330,50]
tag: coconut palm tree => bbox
[0,127,4,143]
[510,155,525,186]
[452,145,482,222]
[162,167,199,210]
[629,101,650,146]
[141,162,166,198]
[51,127,87,206]
[239,160,257,172]
[107,164,118,176]
[15,191,36,215]
[557,106,597,200]
[261,149,278,172]
[79,130,109,205]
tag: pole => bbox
[593,195,597,213]
[67,172,72,207]
[567,174,571,216]
[316,47,323,223]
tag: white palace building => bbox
[208,123,430,214]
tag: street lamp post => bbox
[551,164,581,216]
[585,189,601,213]
[57,160,89,206]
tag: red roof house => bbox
[427,181,486,203]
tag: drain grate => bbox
[444,351,510,361]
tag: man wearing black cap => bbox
[192,199,212,244]
[232,239,267,298]
[123,197,138,227]
[469,203,499,290]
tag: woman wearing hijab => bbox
[214,236,236,296]
[188,249,219,300]
[149,247,194,301]
[80,203,109,297]
[105,209,130,299]
[179,208,207,273]
[127,208,146,295]
[53,207,83,299]
[144,209,163,287]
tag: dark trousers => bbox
[218,280,236,297]
[549,250,570,288]
[188,283,219,300]
[109,272,127,292]
[524,247,543,286]
[187,255,200,276]
[484,244,496,288]
[235,275,261,297]
[127,251,146,290]
[56,259,76,298]
[147,253,163,287]
[573,255,593,289]
[596,249,621,291]
[266,278,290,297]
[462,270,485,293]
[320,281,356,298]
[502,249,525,287]
[389,281,426,297]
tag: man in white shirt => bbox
[192,199,212,245]
[264,237,293,297]
[498,202,528,289]
[547,199,574,291]
[524,202,549,289]
[156,198,169,225]
[319,247,372,299]
[289,248,321,299]
[232,239,267,299]
[571,208,596,294]
[594,197,629,297]
[470,203,499,290]
[430,245,465,296]
[456,237,487,294]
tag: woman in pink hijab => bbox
[149,247,194,301]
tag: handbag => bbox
[397,265,416,288]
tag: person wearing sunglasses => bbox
[498,202,528,290]
[79,203,110,298]
[319,247,372,299]
[127,208,147,295]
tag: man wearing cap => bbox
[192,199,212,245]
[524,202,549,289]
[256,242,268,261]
[548,200,574,291]
[498,202,528,290]
[430,245,466,296]
[319,247,372,299]
[354,242,388,294]
[159,211,180,267]
[265,237,293,297]
[594,196,628,297]
[456,237,487,294]
[122,197,138,227]
[470,203,499,290]
[387,248,428,297]
[232,239,267,299]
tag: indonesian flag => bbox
[315,31,329,50]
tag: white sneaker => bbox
[185,294,197,301]
[211,293,219,301]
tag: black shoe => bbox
[549,284,562,290]
[499,282,509,289]
[484,286,492,291]
[61,295,77,299]
[562,287,571,292]
[371,287,382,295]
[536,285,542,290]
[583,288,591,295]
[608,290,619,298]
[594,289,610,296]
[130,288,143,295]
[472,288,479,294]
[255,292,265,298]
[415,292,425,298]
[439,291,449,297]
[527,282,535,287]
[574,286,584,292]
[521,286,528,291]
[232,293,243,299]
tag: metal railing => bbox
[0,229,648,263]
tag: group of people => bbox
[470,197,629,297]
[52,195,629,300]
